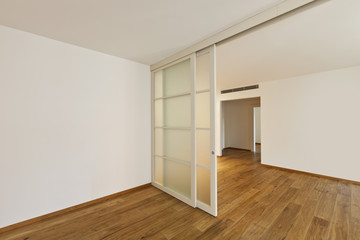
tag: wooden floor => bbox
[1,148,360,240]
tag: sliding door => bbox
[195,46,217,216]
[152,45,216,216]
[152,55,196,207]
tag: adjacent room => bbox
[1,0,360,239]
[221,97,261,154]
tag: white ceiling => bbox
[217,0,360,90]
[0,0,284,65]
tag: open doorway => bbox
[253,106,261,153]
[221,97,261,162]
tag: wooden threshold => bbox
[223,147,251,152]
[261,163,360,185]
[0,183,152,234]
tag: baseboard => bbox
[261,164,360,185]
[0,183,152,234]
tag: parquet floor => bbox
[1,148,359,239]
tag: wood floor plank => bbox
[82,195,180,240]
[338,181,352,197]
[259,202,302,240]
[196,219,235,240]
[103,204,202,240]
[239,186,298,239]
[1,148,359,240]
[285,198,318,240]
[305,217,330,240]
[222,202,267,239]
[314,191,337,221]
[327,194,350,240]
[350,184,360,240]
[192,213,219,232]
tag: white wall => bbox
[254,107,261,143]
[0,25,151,228]
[223,98,260,150]
[217,65,360,182]
[261,65,360,182]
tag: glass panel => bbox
[156,96,191,128]
[164,129,191,162]
[155,99,163,127]
[165,160,191,198]
[196,92,210,128]
[154,157,164,185]
[163,59,191,96]
[154,70,163,98]
[164,95,191,127]
[196,129,210,167]
[196,53,210,91]
[197,167,210,205]
[154,129,164,156]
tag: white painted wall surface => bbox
[254,107,261,143]
[223,98,260,150]
[261,65,360,182]
[0,25,151,228]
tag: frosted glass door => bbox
[195,46,217,216]
[152,46,216,216]
[152,57,195,207]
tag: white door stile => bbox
[210,44,217,216]
[151,70,155,184]
[190,53,197,208]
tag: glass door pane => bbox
[196,92,210,128]
[152,56,195,206]
[164,160,191,198]
[163,59,191,96]
[197,167,210,205]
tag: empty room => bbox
[1,0,359,239]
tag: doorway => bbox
[253,106,261,153]
[221,97,261,161]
